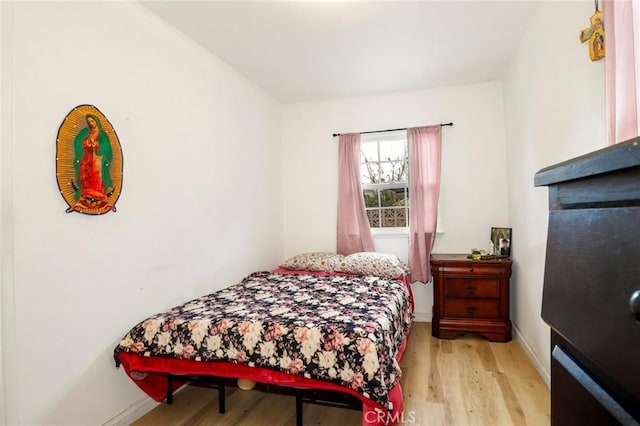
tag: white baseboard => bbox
[103,396,158,426]
[412,311,431,323]
[513,322,550,387]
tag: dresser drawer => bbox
[444,278,500,298]
[440,263,506,276]
[443,299,500,319]
[543,207,640,408]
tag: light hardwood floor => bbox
[133,322,550,425]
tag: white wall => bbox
[1,2,282,425]
[281,81,509,321]
[0,2,6,423]
[502,0,605,383]
[1,2,16,423]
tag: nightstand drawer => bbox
[444,278,500,298]
[441,264,504,276]
[443,299,500,319]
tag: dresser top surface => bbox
[534,136,640,187]
[430,253,512,264]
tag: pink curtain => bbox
[337,133,375,255]
[407,126,442,283]
[605,0,640,145]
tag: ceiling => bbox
[142,1,541,103]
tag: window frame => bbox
[360,131,409,233]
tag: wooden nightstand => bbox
[430,253,512,342]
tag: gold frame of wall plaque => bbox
[56,104,123,215]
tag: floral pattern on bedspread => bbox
[114,271,413,411]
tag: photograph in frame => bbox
[491,227,512,257]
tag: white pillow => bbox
[279,252,344,272]
[334,252,407,279]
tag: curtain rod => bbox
[332,122,453,138]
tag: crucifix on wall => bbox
[579,0,605,61]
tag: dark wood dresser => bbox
[535,138,640,425]
[430,253,512,342]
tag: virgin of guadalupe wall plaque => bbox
[56,104,123,215]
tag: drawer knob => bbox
[466,286,477,295]
[466,306,477,317]
[469,267,474,272]
[630,290,640,322]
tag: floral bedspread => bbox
[114,271,413,411]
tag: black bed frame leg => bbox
[165,375,173,405]
[295,394,303,426]
[218,377,226,414]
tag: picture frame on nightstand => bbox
[491,227,512,257]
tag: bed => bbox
[114,252,414,425]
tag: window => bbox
[360,131,408,229]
